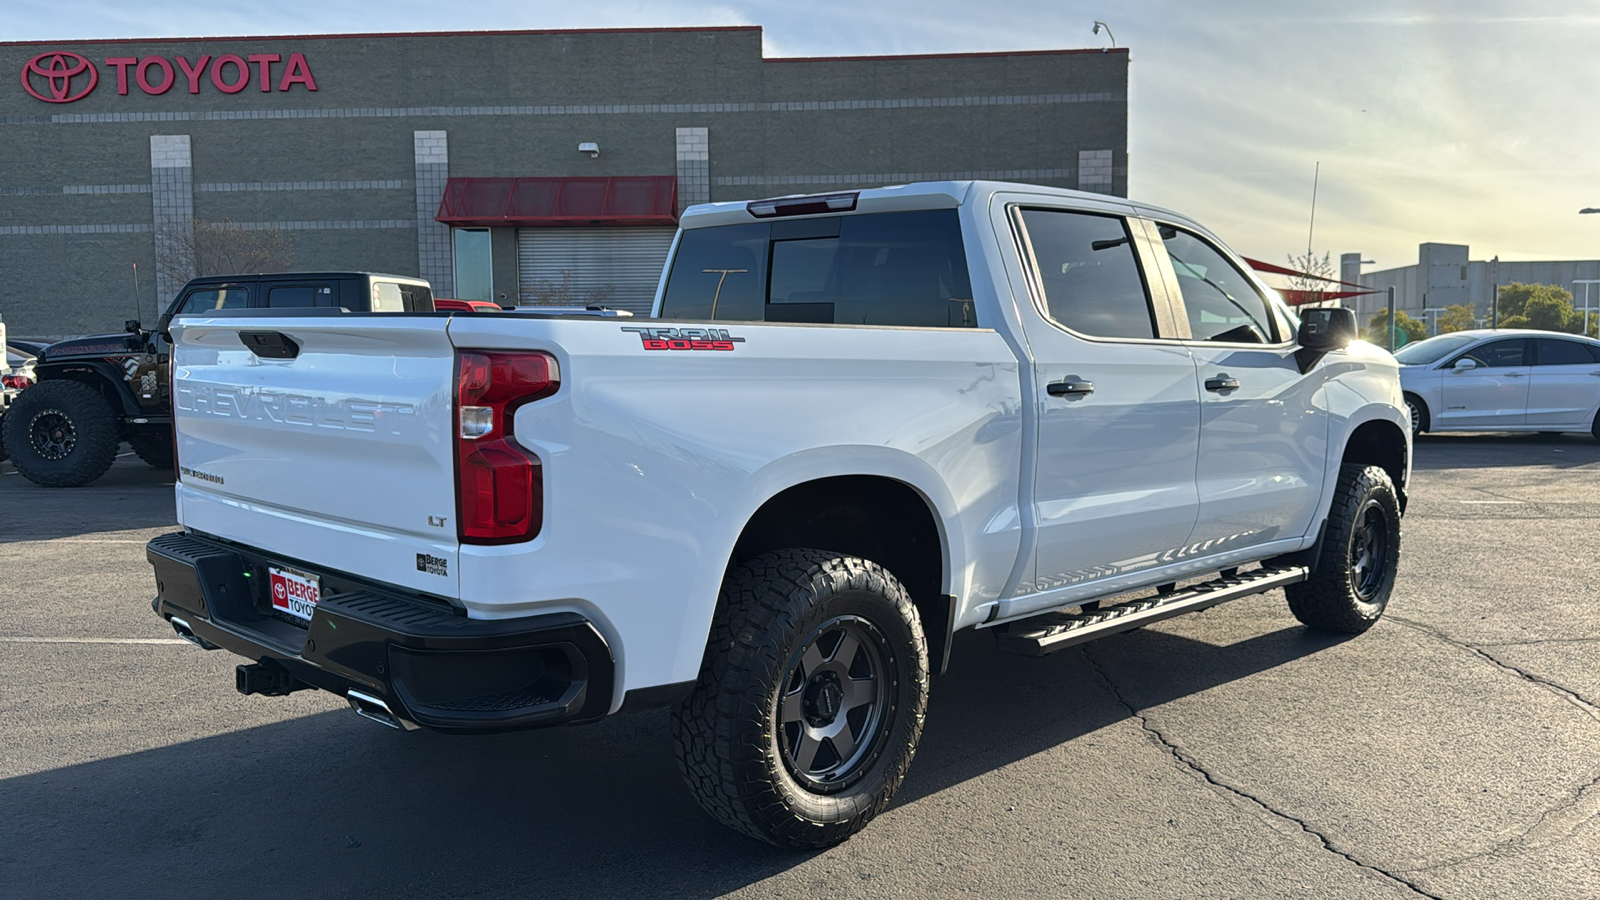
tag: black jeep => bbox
[2,272,433,487]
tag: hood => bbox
[38,332,142,362]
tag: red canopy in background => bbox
[436,176,679,227]
[1240,256,1378,306]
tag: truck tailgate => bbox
[171,316,460,599]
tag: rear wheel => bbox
[671,549,928,849]
[1592,410,1600,442]
[1286,464,1401,633]
[126,426,175,470]
[0,380,119,487]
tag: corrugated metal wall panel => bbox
[516,227,676,314]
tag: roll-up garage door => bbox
[517,227,677,314]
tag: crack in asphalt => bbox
[1476,636,1600,646]
[1394,770,1600,874]
[1377,615,1600,870]
[1387,616,1600,717]
[1080,644,1446,900]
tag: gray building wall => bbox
[1,28,1129,337]
[1351,242,1600,333]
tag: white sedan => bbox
[1397,329,1600,439]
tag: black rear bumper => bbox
[147,531,614,733]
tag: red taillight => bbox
[1,374,32,390]
[455,350,560,544]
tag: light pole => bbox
[1574,279,1599,336]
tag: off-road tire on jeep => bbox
[0,380,120,487]
[671,549,929,849]
[1285,464,1401,633]
[126,426,175,470]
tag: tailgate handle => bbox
[238,331,300,360]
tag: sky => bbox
[7,0,1600,274]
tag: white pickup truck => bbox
[147,181,1410,848]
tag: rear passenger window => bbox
[267,285,335,309]
[174,287,250,315]
[659,210,974,327]
[1017,208,1156,340]
[1535,339,1600,366]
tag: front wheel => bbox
[0,380,119,487]
[1286,464,1401,633]
[1404,394,1427,437]
[671,549,929,849]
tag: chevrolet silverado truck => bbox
[146,182,1409,848]
[2,271,433,487]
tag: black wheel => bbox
[1403,393,1427,437]
[1286,464,1401,633]
[1591,410,1600,442]
[671,549,929,849]
[126,426,175,470]
[0,380,120,487]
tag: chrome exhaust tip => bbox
[346,690,415,730]
[169,616,217,650]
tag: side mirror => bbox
[1296,307,1357,351]
[155,313,173,341]
[124,319,143,334]
[1453,357,1479,372]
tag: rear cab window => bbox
[659,210,975,328]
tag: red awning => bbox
[435,176,679,227]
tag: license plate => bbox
[268,565,321,623]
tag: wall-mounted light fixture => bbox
[578,142,600,159]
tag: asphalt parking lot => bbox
[3,434,1598,899]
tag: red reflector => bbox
[454,350,560,544]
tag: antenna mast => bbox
[1306,161,1320,260]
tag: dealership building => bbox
[0,27,1128,337]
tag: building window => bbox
[452,228,493,301]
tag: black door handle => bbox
[1047,378,1095,397]
[1205,374,1241,393]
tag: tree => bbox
[1284,249,1337,306]
[1524,294,1575,332]
[157,218,292,285]
[1436,304,1476,333]
[1494,282,1576,330]
[1366,308,1427,347]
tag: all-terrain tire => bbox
[126,426,175,470]
[0,380,120,487]
[1285,464,1401,633]
[671,549,929,849]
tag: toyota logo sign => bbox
[21,51,99,103]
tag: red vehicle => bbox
[432,298,502,313]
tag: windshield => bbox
[1393,333,1477,365]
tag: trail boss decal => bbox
[621,327,746,351]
